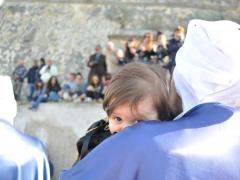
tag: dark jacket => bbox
[26,66,39,84]
[168,37,184,66]
[87,53,107,82]
[47,84,61,95]
[156,45,168,63]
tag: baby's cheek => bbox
[108,120,117,134]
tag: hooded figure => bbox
[60,20,240,180]
[174,20,240,112]
[0,76,50,180]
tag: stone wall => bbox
[0,0,239,79]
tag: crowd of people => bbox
[11,26,185,110]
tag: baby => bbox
[103,63,182,134]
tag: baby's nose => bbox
[110,124,123,134]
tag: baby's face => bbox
[108,97,158,134]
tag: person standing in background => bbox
[155,32,169,65]
[39,59,58,84]
[39,58,46,70]
[105,41,118,75]
[87,45,107,84]
[167,26,185,75]
[26,60,39,101]
[12,60,27,101]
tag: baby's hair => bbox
[103,63,181,121]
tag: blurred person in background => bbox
[39,59,58,84]
[155,32,169,66]
[0,76,50,179]
[105,41,118,74]
[137,32,156,64]
[12,60,27,101]
[124,37,138,63]
[26,60,39,101]
[60,73,77,101]
[86,75,103,102]
[167,26,185,75]
[87,45,107,84]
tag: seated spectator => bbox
[137,32,156,64]
[47,76,61,102]
[124,37,138,63]
[101,73,112,98]
[29,76,61,110]
[12,60,27,101]
[29,79,47,110]
[26,60,39,101]
[116,49,126,67]
[72,72,87,102]
[0,76,50,179]
[61,73,77,101]
[155,32,169,65]
[86,75,103,101]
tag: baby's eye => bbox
[113,116,122,122]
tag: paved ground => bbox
[15,102,106,180]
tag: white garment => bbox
[106,50,118,74]
[0,0,4,6]
[40,64,58,83]
[0,76,17,125]
[174,19,240,112]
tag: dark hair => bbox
[104,73,112,81]
[47,76,61,90]
[40,58,45,64]
[76,72,83,77]
[89,75,101,87]
[35,79,44,90]
[103,63,182,121]
[157,31,163,37]
[70,73,76,77]
[125,37,137,60]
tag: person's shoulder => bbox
[90,53,96,57]
[16,127,47,153]
[98,121,169,153]
[107,103,235,147]
[180,103,234,121]
[0,120,47,156]
[101,53,106,58]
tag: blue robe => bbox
[0,119,50,180]
[60,103,240,180]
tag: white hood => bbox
[0,0,4,6]
[0,76,17,124]
[174,19,240,112]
